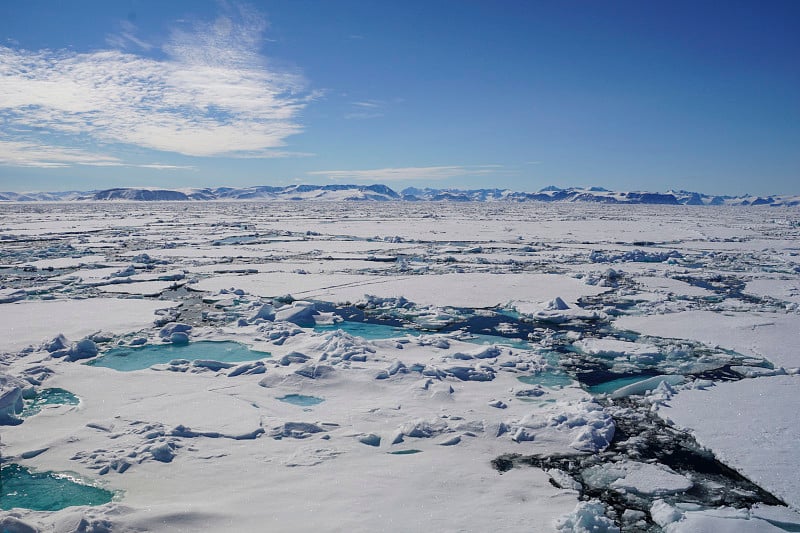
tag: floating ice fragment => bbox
[44,334,69,353]
[388,360,407,375]
[271,422,326,439]
[159,322,192,339]
[358,433,381,447]
[650,500,683,528]
[590,249,682,263]
[609,374,684,399]
[0,516,37,532]
[621,509,647,528]
[169,332,190,345]
[294,364,334,379]
[192,360,235,371]
[438,435,461,446]
[545,297,570,311]
[513,399,614,452]
[554,499,619,533]
[584,461,692,497]
[275,302,319,327]
[515,387,546,398]
[446,365,495,382]
[227,361,266,377]
[150,442,175,463]
[452,345,502,360]
[511,427,535,442]
[0,288,26,303]
[400,419,448,439]
[0,374,26,424]
[65,338,99,362]
[249,303,276,322]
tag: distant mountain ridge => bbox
[0,184,798,206]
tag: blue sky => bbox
[0,0,798,195]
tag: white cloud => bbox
[0,7,312,167]
[308,165,503,182]
[0,139,123,168]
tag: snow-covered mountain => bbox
[1,184,798,206]
[402,186,799,206]
[82,184,401,202]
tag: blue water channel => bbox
[0,464,113,511]
[88,341,270,371]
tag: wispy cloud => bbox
[105,20,153,51]
[345,99,384,120]
[0,139,123,168]
[0,139,199,170]
[137,163,195,170]
[344,112,383,120]
[308,165,503,182]
[0,6,312,167]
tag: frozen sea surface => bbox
[1,201,799,531]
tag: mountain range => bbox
[1,184,798,206]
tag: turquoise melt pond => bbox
[88,341,270,371]
[21,388,80,417]
[314,322,420,340]
[0,464,113,511]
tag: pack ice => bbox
[1,200,799,532]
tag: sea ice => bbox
[1,201,798,531]
[660,375,800,510]
[583,460,693,497]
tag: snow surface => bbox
[0,299,177,353]
[193,271,608,309]
[660,375,800,511]
[617,310,800,368]
[1,200,799,532]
